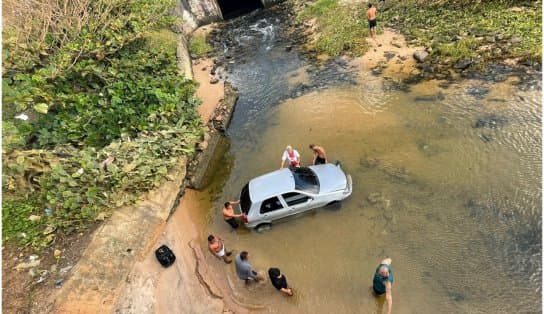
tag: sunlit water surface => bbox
[188,11,541,314]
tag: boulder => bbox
[454,58,472,70]
[413,50,429,63]
[391,40,402,48]
[510,36,522,45]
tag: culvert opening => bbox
[217,0,264,20]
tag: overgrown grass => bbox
[299,0,337,17]
[146,29,179,52]
[436,37,481,61]
[2,1,203,251]
[292,0,541,67]
[298,0,369,56]
[189,33,212,57]
[380,0,542,64]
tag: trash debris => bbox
[55,279,64,288]
[15,260,40,270]
[59,265,73,274]
[28,215,42,222]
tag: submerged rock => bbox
[465,86,489,99]
[473,114,509,129]
[414,92,445,102]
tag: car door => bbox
[280,192,315,215]
[259,196,289,222]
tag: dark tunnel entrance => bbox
[217,0,264,20]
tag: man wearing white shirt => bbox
[280,145,300,169]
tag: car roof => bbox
[308,163,347,193]
[249,168,295,202]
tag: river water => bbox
[190,8,541,313]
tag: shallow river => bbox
[189,10,541,313]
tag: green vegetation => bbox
[3,0,203,250]
[292,0,541,68]
[297,0,369,56]
[380,0,542,65]
[189,33,213,57]
[2,197,50,248]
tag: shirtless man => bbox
[309,144,328,165]
[223,200,242,229]
[366,3,378,39]
[207,234,232,264]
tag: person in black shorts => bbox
[223,200,242,229]
[268,267,293,296]
[309,144,328,165]
[367,3,378,39]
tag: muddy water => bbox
[192,11,541,313]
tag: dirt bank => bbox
[113,189,248,313]
[354,28,423,79]
[111,56,257,313]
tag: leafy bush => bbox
[2,197,51,248]
[2,0,204,249]
[2,0,183,149]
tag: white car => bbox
[239,163,352,231]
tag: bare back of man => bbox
[366,4,378,38]
[309,144,328,165]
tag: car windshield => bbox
[240,183,252,214]
[290,167,320,194]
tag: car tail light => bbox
[242,213,248,224]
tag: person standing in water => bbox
[280,145,301,169]
[207,234,232,264]
[223,200,242,229]
[372,257,393,314]
[309,144,328,165]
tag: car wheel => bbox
[325,200,341,210]
[255,223,272,233]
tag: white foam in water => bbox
[249,19,275,42]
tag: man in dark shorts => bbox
[309,144,328,165]
[367,3,378,39]
[223,200,242,229]
[268,267,293,296]
[372,257,393,314]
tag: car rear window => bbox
[240,183,252,214]
[290,167,320,194]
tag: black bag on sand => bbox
[155,245,176,267]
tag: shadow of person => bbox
[369,286,385,313]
